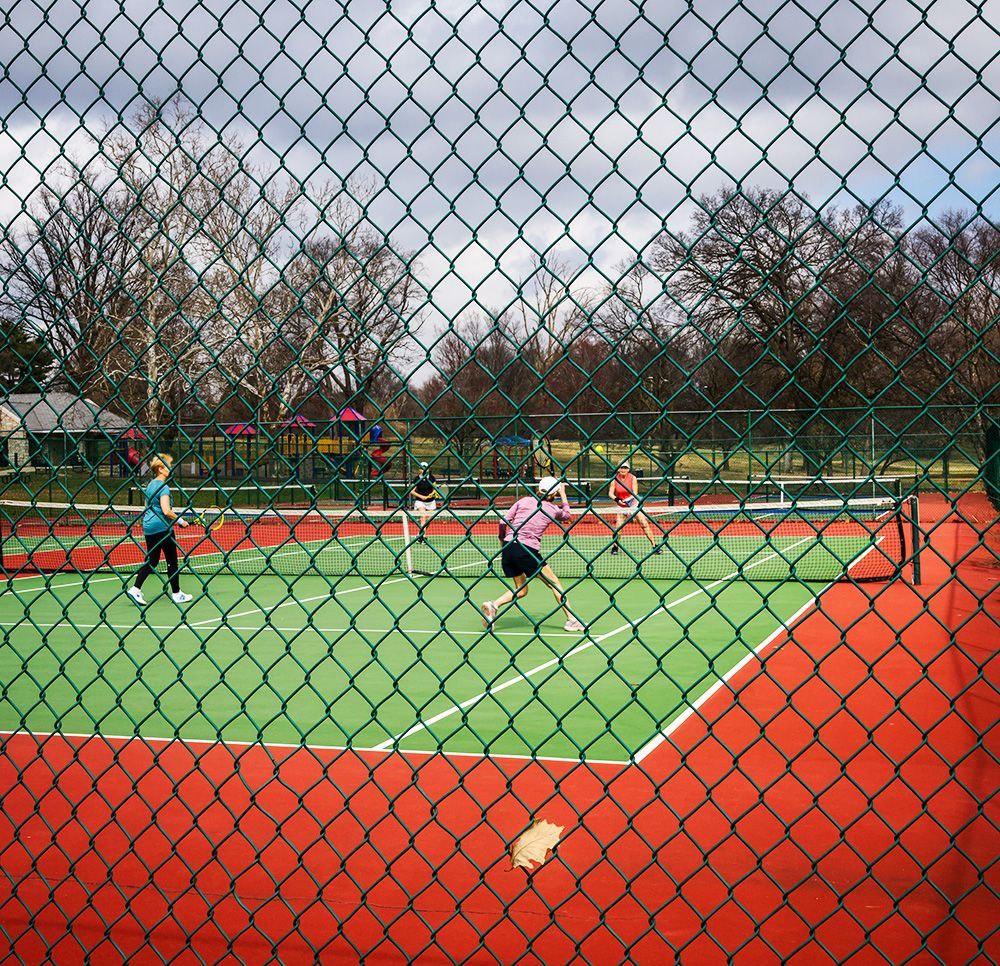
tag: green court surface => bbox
[0,570,817,762]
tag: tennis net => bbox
[379,475,906,510]
[666,475,906,505]
[1,496,915,582]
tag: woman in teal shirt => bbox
[127,454,192,606]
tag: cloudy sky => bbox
[2,0,997,335]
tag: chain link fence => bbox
[1,0,997,961]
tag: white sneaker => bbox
[481,601,497,627]
[564,618,585,633]
[126,586,146,606]
[171,592,193,604]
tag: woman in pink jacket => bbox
[480,477,584,633]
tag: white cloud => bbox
[1,0,996,368]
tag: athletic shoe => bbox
[171,592,194,604]
[610,545,619,555]
[564,618,585,633]
[653,548,663,555]
[126,586,146,607]
[481,601,497,627]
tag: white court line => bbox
[3,530,406,594]
[186,553,487,628]
[0,619,579,639]
[632,594,824,762]
[632,537,886,762]
[1,549,280,594]
[187,553,492,628]
[9,560,395,597]
[0,729,629,768]
[4,565,408,624]
[373,536,815,752]
[7,573,124,595]
[6,552,489,631]
[187,574,412,628]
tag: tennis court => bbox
[1,510,834,763]
[0,494,920,766]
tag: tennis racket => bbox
[192,506,226,531]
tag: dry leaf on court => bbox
[509,820,564,872]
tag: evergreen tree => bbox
[0,319,54,392]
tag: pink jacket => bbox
[502,497,571,550]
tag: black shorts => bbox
[501,541,543,578]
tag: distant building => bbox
[2,392,131,470]
[0,403,29,468]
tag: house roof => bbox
[3,393,132,436]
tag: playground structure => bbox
[187,409,401,483]
[476,435,538,480]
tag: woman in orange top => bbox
[607,461,662,555]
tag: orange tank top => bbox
[613,473,637,502]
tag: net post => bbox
[401,507,413,575]
[909,494,921,584]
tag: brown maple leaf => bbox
[509,819,564,872]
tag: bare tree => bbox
[514,256,590,373]
[1,102,255,426]
[0,168,138,401]
[648,189,928,413]
[596,261,694,409]
[3,98,426,436]
[99,100,220,426]
[907,211,1000,408]
[285,192,423,414]
[197,173,308,422]
[419,312,524,421]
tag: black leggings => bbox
[135,532,180,594]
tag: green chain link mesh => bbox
[1,0,997,960]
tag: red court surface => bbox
[1,494,996,963]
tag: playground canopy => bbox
[280,415,317,431]
[223,423,258,437]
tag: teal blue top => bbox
[142,479,173,535]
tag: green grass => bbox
[0,569,817,761]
